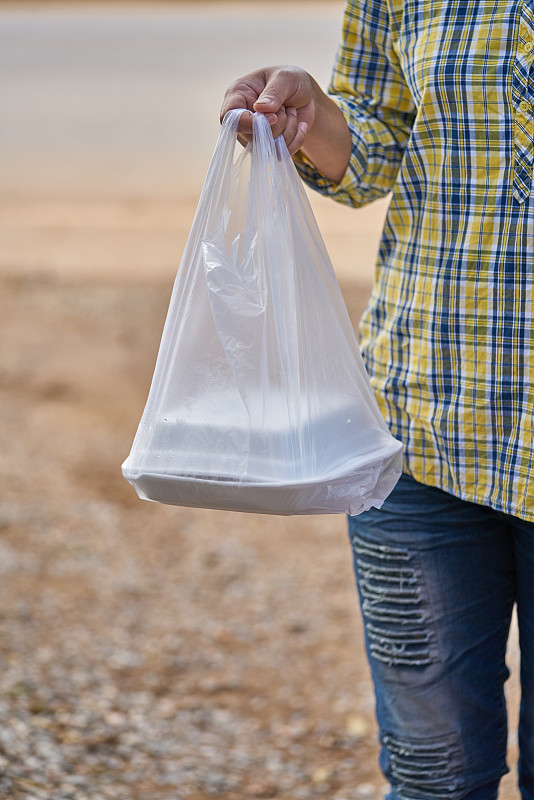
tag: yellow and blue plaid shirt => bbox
[296,0,534,521]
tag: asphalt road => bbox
[0,1,346,199]
[0,1,390,282]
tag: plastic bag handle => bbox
[221,107,247,133]
[202,108,248,211]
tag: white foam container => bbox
[122,440,402,516]
[122,391,403,515]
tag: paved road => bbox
[0,1,391,282]
[0,1,346,199]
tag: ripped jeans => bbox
[347,473,534,800]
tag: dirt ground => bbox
[0,3,522,798]
[0,202,522,800]
[0,245,387,800]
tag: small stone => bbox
[245,780,279,798]
[213,625,234,644]
[31,716,53,729]
[104,711,125,727]
[346,714,369,738]
[355,782,376,799]
[311,765,333,785]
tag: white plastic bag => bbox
[122,109,402,515]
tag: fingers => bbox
[276,107,306,153]
[220,66,314,152]
[237,109,309,154]
[282,106,298,143]
[224,105,309,154]
[230,108,277,137]
[254,107,310,154]
[253,66,308,113]
[286,121,310,156]
[220,70,271,126]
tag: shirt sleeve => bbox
[293,0,417,208]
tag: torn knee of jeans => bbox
[381,732,466,799]
[350,535,440,667]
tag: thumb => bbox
[253,70,292,114]
[252,67,306,115]
[253,92,281,114]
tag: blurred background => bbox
[0,2,519,799]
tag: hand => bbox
[220,66,315,154]
[221,64,351,183]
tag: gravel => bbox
[1,276,519,800]
[0,277,387,800]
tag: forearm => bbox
[300,76,352,185]
[221,66,352,184]
[294,0,417,209]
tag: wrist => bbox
[300,82,351,184]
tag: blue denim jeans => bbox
[347,473,534,800]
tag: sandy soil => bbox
[0,265,385,800]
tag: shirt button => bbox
[520,100,531,114]
[524,40,533,53]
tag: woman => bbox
[220,1,534,798]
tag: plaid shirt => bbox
[295,0,534,521]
